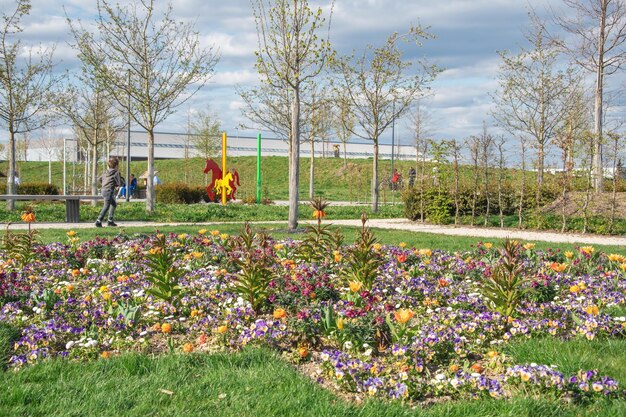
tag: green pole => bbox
[256,133,262,204]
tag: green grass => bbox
[0,201,404,223]
[0,347,623,416]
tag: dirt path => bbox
[5,218,626,246]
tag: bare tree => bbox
[190,110,221,160]
[450,139,462,225]
[495,136,507,228]
[493,14,579,188]
[38,127,63,184]
[332,28,439,212]
[518,136,529,228]
[607,130,622,231]
[478,123,495,227]
[69,0,218,213]
[58,68,121,199]
[0,0,61,209]
[251,0,333,231]
[332,92,354,168]
[553,0,626,192]
[467,135,480,226]
[308,88,333,200]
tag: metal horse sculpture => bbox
[203,159,240,202]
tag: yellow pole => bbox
[221,132,227,205]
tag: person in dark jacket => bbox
[95,157,123,227]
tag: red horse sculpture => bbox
[203,159,240,202]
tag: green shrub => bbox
[0,182,59,195]
[155,183,202,204]
[402,188,452,224]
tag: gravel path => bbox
[4,218,626,246]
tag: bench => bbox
[0,195,102,223]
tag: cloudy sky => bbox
[3,0,616,160]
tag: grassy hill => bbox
[1,156,417,202]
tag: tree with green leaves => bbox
[332,28,439,212]
[1,0,61,209]
[189,110,221,160]
[332,91,354,168]
[69,0,218,213]
[251,0,333,231]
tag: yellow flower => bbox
[484,242,493,249]
[523,243,535,250]
[101,292,112,301]
[66,230,77,237]
[585,305,599,316]
[399,242,406,248]
[333,251,342,262]
[487,350,498,359]
[210,230,220,236]
[349,280,362,293]
[220,233,229,240]
[190,309,199,318]
[580,246,594,255]
[373,243,382,251]
[101,351,111,359]
[273,308,287,319]
[198,229,207,235]
[549,262,567,273]
[417,248,432,257]
[569,284,580,293]
[99,285,109,293]
[312,209,326,219]
[336,317,344,330]
[608,253,626,263]
[182,343,194,353]
[161,323,172,334]
[66,284,75,292]
[564,251,574,259]
[178,233,188,240]
[620,263,626,272]
[71,269,80,277]
[394,309,414,324]
[217,325,228,334]
[191,251,203,259]
[274,243,284,251]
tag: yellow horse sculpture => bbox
[214,172,234,197]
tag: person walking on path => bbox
[95,157,123,227]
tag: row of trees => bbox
[1,0,218,211]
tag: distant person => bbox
[95,157,123,227]
[13,172,20,186]
[153,171,162,185]
[117,173,137,199]
[391,168,401,191]
[408,167,416,188]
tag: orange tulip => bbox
[394,309,414,324]
[182,343,194,353]
[161,323,172,334]
[273,308,287,319]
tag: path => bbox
[4,218,626,246]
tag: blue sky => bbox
[4,0,619,163]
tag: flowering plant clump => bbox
[0,226,624,406]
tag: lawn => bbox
[1,220,625,416]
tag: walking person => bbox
[408,167,416,188]
[95,157,123,227]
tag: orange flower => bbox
[66,230,77,237]
[470,363,483,373]
[396,254,407,263]
[161,323,172,334]
[438,278,449,287]
[620,263,626,272]
[71,269,80,277]
[487,350,498,359]
[569,284,581,293]
[21,211,35,223]
[483,243,493,249]
[101,351,111,359]
[217,325,228,334]
[585,305,599,316]
[448,364,460,373]
[580,246,595,255]
[549,262,567,273]
[523,243,535,250]
[312,209,326,219]
[333,251,342,262]
[196,333,208,345]
[273,308,287,319]
[298,346,309,358]
[210,230,220,236]
[182,343,194,353]
[66,284,75,292]
[608,253,625,263]
[349,280,362,293]
[152,323,161,332]
[394,308,414,324]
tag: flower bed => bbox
[1,219,625,405]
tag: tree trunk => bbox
[146,129,156,213]
[537,142,544,186]
[371,141,379,213]
[593,5,607,193]
[288,88,301,231]
[309,138,315,200]
[6,129,16,211]
[343,142,347,168]
[91,140,98,206]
